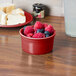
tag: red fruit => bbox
[45,25,54,34]
[27,33,33,37]
[48,24,53,28]
[33,33,45,38]
[24,26,34,35]
[43,23,48,28]
[34,30,37,34]
[34,21,44,30]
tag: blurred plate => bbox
[0,11,33,27]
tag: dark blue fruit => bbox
[37,29,44,33]
[23,26,26,30]
[45,34,50,37]
[44,31,50,35]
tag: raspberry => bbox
[24,26,34,35]
[48,25,53,28]
[45,25,54,34]
[33,33,45,38]
[34,21,44,30]
[43,23,48,28]
[27,33,33,37]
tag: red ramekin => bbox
[19,28,56,55]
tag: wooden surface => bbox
[0,16,76,76]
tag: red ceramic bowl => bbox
[19,28,56,55]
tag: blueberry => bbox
[44,31,50,35]
[37,29,44,33]
[45,34,50,37]
[23,26,26,30]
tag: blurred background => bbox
[0,0,64,16]
[0,0,76,37]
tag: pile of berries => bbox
[23,21,54,38]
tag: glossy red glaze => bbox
[19,28,56,55]
[0,11,33,28]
